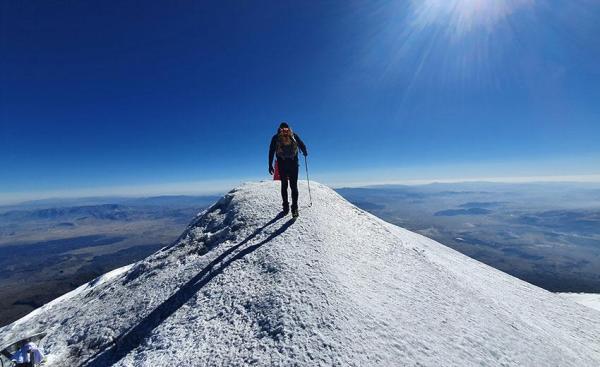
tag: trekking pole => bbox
[304,155,313,206]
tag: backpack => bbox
[276,132,298,159]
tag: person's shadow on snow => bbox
[83,213,295,367]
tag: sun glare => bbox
[358,0,542,108]
[411,0,535,36]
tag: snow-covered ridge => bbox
[560,293,600,313]
[10,264,134,328]
[1,181,600,366]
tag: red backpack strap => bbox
[273,160,281,180]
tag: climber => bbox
[10,341,44,367]
[268,122,308,217]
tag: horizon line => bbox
[1,173,600,206]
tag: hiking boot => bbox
[282,203,290,215]
[292,208,299,218]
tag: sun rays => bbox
[410,0,535,36]
[357,0,540,108]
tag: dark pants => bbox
[278,158,299,210]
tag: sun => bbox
[411,0,535,36]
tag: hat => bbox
[279,122,289,129]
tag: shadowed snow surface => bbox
[1,181,600,366]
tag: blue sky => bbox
[1,1,599,203]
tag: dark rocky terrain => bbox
[0,195,218,326]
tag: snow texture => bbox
[560,293,600,313]
[1,181,600,366]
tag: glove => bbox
[303,151,308,157]
[269,165,274,175]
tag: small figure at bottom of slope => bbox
[268,121,308,217]
[11,342,45,367]
[1,333,47,367]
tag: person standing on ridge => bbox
[268,122,308,217]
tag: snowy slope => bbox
[560,293,600,313]
[1,181,600,366]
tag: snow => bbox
[10,264,134,328]
[560,293,600,313]
[1,180,600,366]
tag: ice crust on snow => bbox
[1,181,600,366]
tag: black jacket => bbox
[269,133,307,166]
